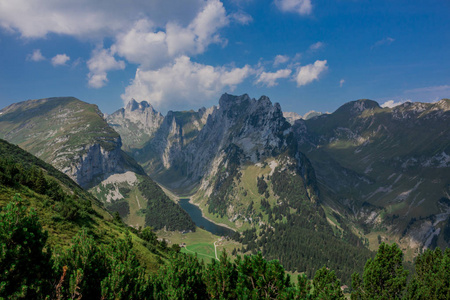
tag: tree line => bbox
[1,196,449,299]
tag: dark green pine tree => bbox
[155,253,208,299]
[352,242,408,299]
[311,266,345,299]
[0,195,53,299]
[235,252,292,299]
[406,247,450,299]
[204,251,238,299]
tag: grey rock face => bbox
[107,99,164,150]
[141,93,292,190]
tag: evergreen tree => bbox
[0,195,53,299]
[155,253,207,299]
[204,251,238,299]
[312,266,345,299]
[406,247,450,299]
[352,243,408,299]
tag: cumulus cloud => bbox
[339,79,345,87]
[255,69,292,87]
[381,100,410,108]
[51,54,70,66]
[121,55,252,109]
[275,0,312,15]
[295,60,328,87]
[27,49,45,61]
[87,48,125,88]
[0,0,204,38]
[273,55,290,67]
[107,0,230,72]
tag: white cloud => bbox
[381,100,410,108]
[51,54,70,66]
[87,48,125,88]
[114,19,168,69]
[255,69,292,87]
[295,60,328,87]
[372,37,395,49]
[0,0,204,38]
[27,49,45,61]
[230,11,253,24]
[273,54,290,67]
[275,0,312,15]
[113,0,229,68]
[121,55,252,109]
[339,79,345,87]
[309,41,324,51]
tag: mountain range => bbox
[1,94,449,282]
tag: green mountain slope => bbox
[0,138,162,268]
[294,99,450,251]
[0,98,195,232]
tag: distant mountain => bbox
[110,93,373,283]
[107,99,164,151]
[303,110,324,120]
[283,111,302,124]
[293,98,450,250]
[0,97,194,231]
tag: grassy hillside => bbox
[0,138,167,271]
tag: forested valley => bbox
[1,195,449,299]
[1,149,449,299]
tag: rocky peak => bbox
[335,99,380,116]
[218,93,252,111]
[283,112,302,125]
[107,99,164,150]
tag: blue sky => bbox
[0,0,449,115]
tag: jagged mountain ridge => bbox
[107,99,165,151]
[293,98,450,250]
[110,94,449,251]
[109,93,373,283]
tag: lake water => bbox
[178,198,235,237]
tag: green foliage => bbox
[107,200,130,218]
[140,226,158,244]
[0,195,53,299]
[235,252,292,299]
[311,266,345,299]
[241,165,372,284]
[1,202,449,300]
[0,153,94,222]
[406,247,450,299]
[257,176,268,195]
[155,253,207,299]
[352,243,408,299]
[204,251,238,299]
[138,177,195,231]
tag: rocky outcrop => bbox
[107,99,164,150]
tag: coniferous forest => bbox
[1,196,449,299]
[1,137,450,299]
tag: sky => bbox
[0,0,449,116]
